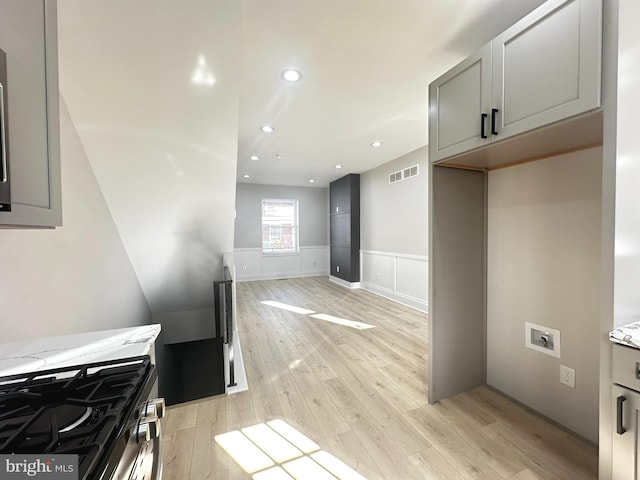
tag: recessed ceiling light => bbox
[275,153,282,159]
[309,179,315,183]
[250,155,259,161]
[370,141,383,148]
[191,55,216,86]
[335,164,343,169]
[260,125,275,133]
[281,69,302,82]
[243,174,250,178]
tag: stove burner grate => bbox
[0,356,154,480]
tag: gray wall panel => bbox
[486,148,602,443]
[360,146,428,256]
[234,183,328,248]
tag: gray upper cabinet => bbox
[492,0,601,140]
[0,0,61,227]
[429,44,492,162]
[429,0,602,165]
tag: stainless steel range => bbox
[0,356,164,479]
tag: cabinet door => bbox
[612,385,640,480]
[0,0,61,227]
[330,175,351,214]
[330,213,351,247]
[330,246,351,281]
[491,0,601,140]
[429,43,491,163]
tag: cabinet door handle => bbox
[491,108,499,135]
[480,113,488,139]
[617,395,627,435]
[0,82,7,183]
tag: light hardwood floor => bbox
[161,276,597,479]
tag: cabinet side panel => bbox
[0,0,50,208]
[429,166,485,402]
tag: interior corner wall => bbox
[233,183,329,280]
[0,98,151,343]
[359,146,429,311]
[486,147,602,443]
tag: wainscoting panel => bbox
[234,246,329,281]
[233,249,262,277]
[360,250,428,312]
[396,256,429,301]
[361,252,395,291]
[262,254,300,275]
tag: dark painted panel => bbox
[329,174,360,283]
[331,245,352,280]
[330,213,351,246]
[160,338,225,405]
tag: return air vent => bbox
[389,171,402,184]
[389,164,420,184]
[403,165,419,179]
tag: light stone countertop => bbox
[610,321,640,350]
[0,324,161,377]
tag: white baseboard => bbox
[236,270,329,282]
[361,281,428,313]
[329,275,361,289]
[225,330,248,395]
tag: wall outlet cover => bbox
[560,365,575,388]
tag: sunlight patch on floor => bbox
[267,419,319,454]
[310,314,375,330]
[215,419,367,480]
[261,301,316,315]
[261,300,375,330]
[214,429,275,473]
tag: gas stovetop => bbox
[0,356,155,479]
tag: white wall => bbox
[57,0,241,317]
[0,99,150,343]
[359,146,429,311]
[599,1,640,474]
[234,183,328,280]
[486,147,602,443]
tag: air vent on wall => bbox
[389,171,402,184]
[389,164,419,184]
[404,165,419,179]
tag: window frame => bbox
[261,198,300,255]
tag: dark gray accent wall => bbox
[234,183,329,248]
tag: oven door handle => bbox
[150,434,163,480]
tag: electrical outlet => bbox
[560,365,575,388]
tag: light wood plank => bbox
[162,276,596,480]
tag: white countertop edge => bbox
[0,324,161,377]
[610,321,640,350]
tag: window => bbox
[262,199,299,254]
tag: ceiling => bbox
[56,0,546,315]
[236,0,547,187]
